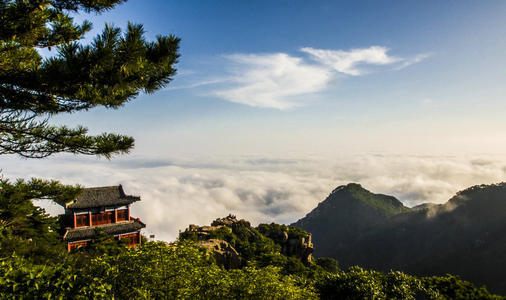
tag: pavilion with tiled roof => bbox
[59,185,145,251]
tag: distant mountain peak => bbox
[330,183,363,194]
[292,183,410,257]
[324,183,409,214]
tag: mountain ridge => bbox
[293,182,506,294]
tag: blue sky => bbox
[5,1,506,239]
[53,0,506,157]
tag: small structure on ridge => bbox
[59,185,145,251]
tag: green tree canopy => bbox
[0,0,180,158]
[0,177,81,262]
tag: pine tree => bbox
[0,0,180,158]
[0,177,82,261]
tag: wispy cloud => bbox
[301,46,402,76]
[213,53,333,109]
[202,46,429,109]
[393,53,432,71]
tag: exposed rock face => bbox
[186,223,231,240]
[182,214,313,267]
[285,234,313,264]
[185,215,242,241]
[198,239,241,269]
[260,228,314,264]
[182,215,241,268]
[211,215,241,227]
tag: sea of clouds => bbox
[2,153,505,241]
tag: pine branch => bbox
[0,109,134,158]
[0,0,180,158]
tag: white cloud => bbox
[301,46,402,76]
[213,53,333,109]
[207,46,428,109]
[3,153,506,242]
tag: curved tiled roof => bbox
[66,185,140,209]
[64,220,145,242]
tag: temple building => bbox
[59,185,145,252]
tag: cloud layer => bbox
[4,153,506,242]
[208,46,428,109]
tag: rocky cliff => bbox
[181,215,313,268]
[197,239,241,269]
[257,222,313,264]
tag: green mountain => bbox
[292,183,410,258]
[293,182,506,294]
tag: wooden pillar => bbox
[67,243,71,252]
[88,211,92,227]
[127,206,130,221]
[73,212,76,228]
[114,208,117,223]
[138,231,141,245]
